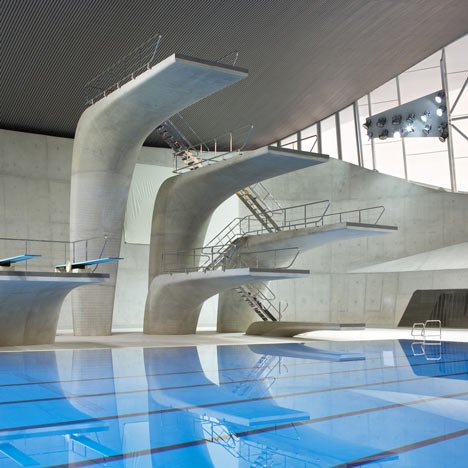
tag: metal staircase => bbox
[235,282,286,322]
[160,117,387,323]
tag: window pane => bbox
[339,106,358,164]
[280,133,298,150]
[300,124,318,152]
[374,140,405,178]
[320,115,338,159]
[455,157,468,192]
[406,147,451,189]
[447,72,468,118]
[399,67,442,103]
[446,34,468,74]
[370,79,398,113]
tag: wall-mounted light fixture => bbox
[363,90,448,140]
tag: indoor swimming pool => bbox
[0,339,467,467]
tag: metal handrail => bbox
[280,134,319,152]
[160,246,300,274]
[85,33,162,105]
[237,247,300,270]
[172,124,254,174]
[216,50,239,66]
[238,199,331,235]
[204,199,331,251]
[0,234,114,271]
[319,205,385,225]
[411,319,442,339]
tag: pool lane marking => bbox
[1,356,467,407]
[47,389,468,468]
[333,427,468,467]
[0,347,461,388]
[0,347,466,398]
[1,368,467,435]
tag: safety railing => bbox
[160,246,300,274]
[238,200,331,235]
[204,200,331,250]
[84,33,162,106]
[0,235,113,272]
[320,205,385,225]
[279,134,319,152]
[172,124,255,173]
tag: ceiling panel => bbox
[0,0,467,150]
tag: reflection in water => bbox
[0,349,122,466]
[2,340,468,466]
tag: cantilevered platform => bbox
[0,271,108,346]
[246,321,365,338]
[144,267,309,335]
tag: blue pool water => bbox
[0,340,467,467]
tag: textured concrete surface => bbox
[145,146,328,334]
[218,222,397,332]
[246,321,365,337]
[145,268,309,334]
[0,272,107,346]
[0,332,300,352]
[253,158,468,327]
[70,54,247,336]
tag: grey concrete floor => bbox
[0,332,301,352]
[1,328,467,352]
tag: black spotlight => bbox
[363,117,372,130]
[422,124,432,136]
[377,117,387,128]
[435,91,445,104]
[379,129,389,140]
[421,111,431,123]
[392,115,402,126]
[438,123,449,142]
[407,113,416,124]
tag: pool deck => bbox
[0,327,467,352]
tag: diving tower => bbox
[70,52,248,335]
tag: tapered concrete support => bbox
[218,222,398,332]
[145,268,309,334]
[0,272,108,346]
[70,54,247,336]
[145,146,328,334]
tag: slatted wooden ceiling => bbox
[0,0,467,149]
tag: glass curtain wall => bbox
[277,33,468,192]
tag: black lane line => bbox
[2,355,468,407]
[0,347,461,389]
[48,389,468,468]
[2,369,467,435]
[333,427,468,467]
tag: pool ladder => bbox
[411,319,442,361]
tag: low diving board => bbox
[55,257,123,272]
[0,255,41,267]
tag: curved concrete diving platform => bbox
[246,321,365,338]
[144,267,309,334]
[70,53,248,336]
[0,271,108,346]
[145,145,328,334]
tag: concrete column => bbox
[70,54,247,335]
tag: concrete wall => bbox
[253,158,468,326]
[0,129,73,329]
[0,129,234,332]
